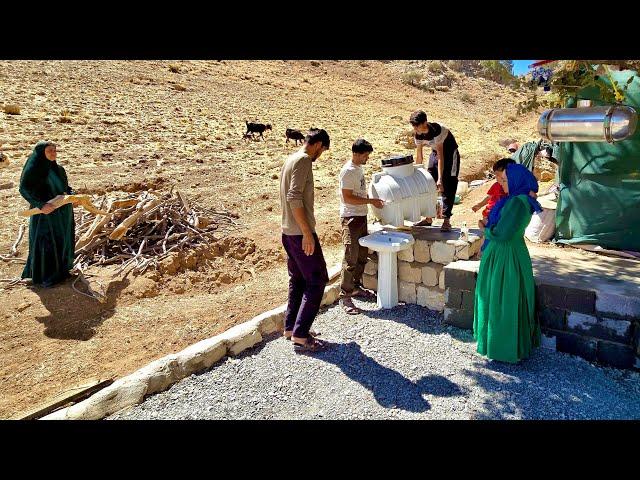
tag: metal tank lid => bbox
[381,155,414,167]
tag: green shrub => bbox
[479,60,516,85]
[447,60,464,72]
[428,60,445,74]
[402,70,423,87]
[460,92,474,103]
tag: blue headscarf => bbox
[481,163,542,251]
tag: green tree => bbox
[517,60,640,114]
[500,60,514,75]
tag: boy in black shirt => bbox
[410,110,460,232]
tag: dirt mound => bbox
[156,236,257,276]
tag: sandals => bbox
[351,287,376,300]
[340,297,361,315]
[284,330,321,340]
[413,218,433,227]
[293,336,326,352]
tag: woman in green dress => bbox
[473,162,542,363]
[19,141,76,287]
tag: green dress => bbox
[473,195,540,363]
[19,142,75,287]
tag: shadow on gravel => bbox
[310,340,466,413]
[459,353,578,420]
[351,300,476,344]
[459,353,640,420]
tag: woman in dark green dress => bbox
[19,141,76,287]
[473,162,542,363]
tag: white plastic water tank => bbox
[369,155,438,226]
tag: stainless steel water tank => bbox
[538,105,638,143]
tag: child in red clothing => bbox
[472,158,538,229]
[472,181,507,229]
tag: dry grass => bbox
[58,110,72,124]
[460,92,475,104]
[447,60,464,72]
[428,60,445,74]
[402,70,423,86]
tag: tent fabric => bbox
[554,69,640,251]
[510,140,559,172]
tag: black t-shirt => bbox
[416,122,460,176]
[420,122,458,152]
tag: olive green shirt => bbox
[280,150,316,236]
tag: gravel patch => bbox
[110,298,640,420]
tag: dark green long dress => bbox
[473,195,541,363]
[19,142,75,287]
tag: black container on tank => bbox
[380,155,414,168]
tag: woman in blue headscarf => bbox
[473,162,542,363]
[19,141,76,287]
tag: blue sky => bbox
[513,60,536,76]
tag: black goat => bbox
[245,121,272,140]
[285,128,305,145]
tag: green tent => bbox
[554,69,640,252]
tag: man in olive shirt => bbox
[280,128,330,352]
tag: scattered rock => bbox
[499,138,518,148]
[0,152,10,169]
[16,302,31,312]
[4,104,21,115]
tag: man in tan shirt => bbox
[280,128,330,352]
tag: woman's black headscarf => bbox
[19,141,56,191]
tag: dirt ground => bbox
[0,60,546,418]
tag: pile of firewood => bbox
[73,189,241,275]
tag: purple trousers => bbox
[281,233,329,338]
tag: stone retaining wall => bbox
[41,274,344,420]
[362,233,484,312]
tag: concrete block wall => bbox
[441,260,640,371]
[443,260,479,330]
[361,235,483,312]
[536,284,639,370]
